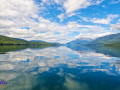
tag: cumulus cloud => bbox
[0,0,38,18]
[81,14,119,24]
[75,32,114,39]
[111,23,120,31]
[57,12,76,22]
[0,0,38,35]
[63,0,104,14]
[41,0,104,14]
[57,13,65,22]
[0,0,113,44]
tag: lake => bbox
[0,45,120,90]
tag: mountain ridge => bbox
[0,35,59,45]
[88,33,120,44]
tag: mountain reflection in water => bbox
[0,45,120,90]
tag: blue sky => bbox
[0,0,120,43]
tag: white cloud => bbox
[54,0,64,4]
[68,13,76,17]
[111,23,120,31]
[0,19,16,28]
[91,18,110,24]
[63,0,104,14]
[0,0,38,18]
[102,5,105,7]
[81,17,90,22]
[41,0,104,14]
[42,0,47,3]
[110,0,120,4]
[75,32,114,39]
[40,0,104,19]
[95,0,104,4]
[92,14,119,24]
[57,13,65,22]
[82,14,119,24]
[57,12,76,22]
[0,0,114,44]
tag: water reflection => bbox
[0,45,120,90]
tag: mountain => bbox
[0,35,28,45]
[88,33,120,45]
[30,40,46,42]
[0,35,59,45]
[66,38,93,45]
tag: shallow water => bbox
[0,45,120,90]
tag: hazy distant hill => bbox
[31,40,45,42]
[66,33,120,50]
[86,33,120,48]
[66,38,93,45]
[0,35,59,45]
[88,33,120,44]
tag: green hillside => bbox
[89,33,120,44]
[87,33,120,48]
[0,35,59,45]
[0,35,28,45]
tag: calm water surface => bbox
[0,45,120,90]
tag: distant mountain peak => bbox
[88,33,120,44]
[66,38,93,45]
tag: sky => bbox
[0,0,120,44]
